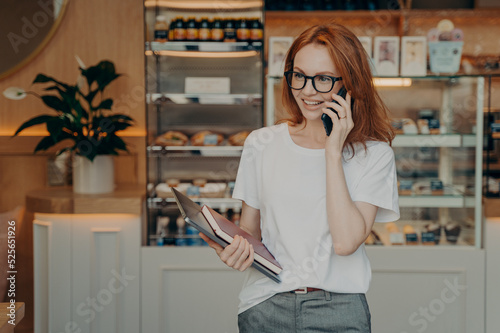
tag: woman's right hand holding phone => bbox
[199,233,254,272]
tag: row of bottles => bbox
[154,16,263,43]
[265,0,384,11]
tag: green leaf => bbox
[98,99,113,110]
[46,117,64,139]
[84,89,99,106]
[108,134,128,151]
[13,115,55,136]
[111,122,132,131]
[33,136,57,152]
[33,74,69,89]
[41,95,70,113]
[80,60,121,94]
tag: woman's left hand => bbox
[322,90,354,156]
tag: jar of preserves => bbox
[185,16,199,41]
[223,18,237,42]
[198,17,211,41]
[236,18,250,42]
[154,15,168,42]
[173,17,186,41]
[211,17,224,42]
[249,18,263,42]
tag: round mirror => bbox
[0,0,69,80]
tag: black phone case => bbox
[322,87,347,136]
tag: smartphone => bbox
[321,87,348,136]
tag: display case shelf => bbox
[147,93,262,105]
[393,134,468,147]
[148,197,241,210]
[399,195,475,208]
[147,145,243,157]
[146,41,262,53]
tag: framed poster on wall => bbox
[401,36,427,76]
[268,36,294,76]
[374,36,400,76]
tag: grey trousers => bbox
[238,290,371,333]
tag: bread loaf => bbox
[154,131,188,146]
[191,131,224,146]
[228,131,250,146]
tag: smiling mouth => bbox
[303,100,323,106]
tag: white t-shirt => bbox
[232,123,400,314]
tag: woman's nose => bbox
[302,78,317,94]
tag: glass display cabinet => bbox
[144,0,265,246]
[267,74,488,248]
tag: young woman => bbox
[200,23,400,332]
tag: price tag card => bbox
[185,77,230,94]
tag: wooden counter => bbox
[26,184,145,215]
[484,197,500,218]
[0,302,25,333]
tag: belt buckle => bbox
[294,287,308,294]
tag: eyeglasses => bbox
[284,71,342,93]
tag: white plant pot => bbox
[72,155,115,194]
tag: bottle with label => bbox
[211,17,224,42]
[198,17,211,41]
[168,18,176,41]
[250,18,263,42]
[173,16,186,41]
[154,15,169,42]
[236,18,250,42]
[301,0,316,11]
[185,16,199,41]
[223,19,237,42]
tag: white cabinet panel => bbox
[367,247,485,333]
[33,213,140,333]
[142,247,245,333]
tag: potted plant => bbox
[3,59,134,194]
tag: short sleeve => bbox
[351,143,400,222]
[232,132,260,210]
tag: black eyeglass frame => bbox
[284,71,343,93]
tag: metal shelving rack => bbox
[144,0,265,246]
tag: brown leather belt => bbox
[291,287,323,294]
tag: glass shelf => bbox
[393,134,476,148]
[399,194,475,208]
[148,197,241,210]
[146,41,262,53]
[146,93,262,105]
[147,145,243,157]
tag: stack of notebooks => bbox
[171,187,282,283]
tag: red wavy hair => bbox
[280,23,394,151]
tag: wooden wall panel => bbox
[0,1,145,332]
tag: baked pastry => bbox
[417,119,430,134]
[403,225,419,245]
[155,182,190,198]
[228,131,250,146]
[191,131,224,146]
[444,223,461,243]
[402,118,418,134]
[154,131,188,146]
[365,230,383,245]
[199,182,227,198]
[425,223,442,244]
